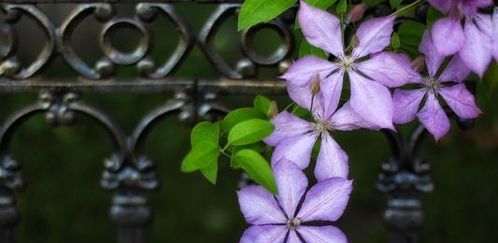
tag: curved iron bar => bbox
[58,3,116,79]
[131,98,186,157]
[136,3,194,79]
[0,4,57,79]
[197,4,244,79]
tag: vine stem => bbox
[389,0,426,17]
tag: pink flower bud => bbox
[347,3,368,23]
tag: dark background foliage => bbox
[2,2,498,243]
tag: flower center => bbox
[338,55,356,71]
[312,121,332,134]
[287,218,301,230]
[424,77,440,94]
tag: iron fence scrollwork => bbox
[0,0,467,243]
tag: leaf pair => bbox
[181,95,279,193]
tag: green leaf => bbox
[336,0,348,14]
[228,119,274,146]
[290,104,311,119]
[253,95,272,114]
[200,159,218,184]
[391,32,401,50]
[426,7,444,27]
[298,39,327,58]
[230,142,267,168]
[191,121,220,147]
[181,142,220,173]
[398,21,425,57]
[233,149,277,194]
[389,0,402,9]
[222,108,266,133]
[238,0,296,31]
[304,0,337,9]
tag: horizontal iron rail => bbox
[0,0,243,3]
[0,79,287,94]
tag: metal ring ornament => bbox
[100,17,150,65]
[240,20,293,66]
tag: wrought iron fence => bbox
[0,0,447,242]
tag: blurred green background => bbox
[2,2,498,243]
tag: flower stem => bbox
[389,0,426,17]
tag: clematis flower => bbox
[392,31,481,141]
[238,159,352,243]
[264,85,378,181]
[281,0,418,129]
[428,0,494,76]
[493,7,498,61]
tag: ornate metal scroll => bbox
[0,1,292,242]
[1,1,294,81]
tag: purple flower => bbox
[281,1,418,129]
[392,31,481,141]
[265,91,378,181]
[493,7,498,61]
[237,159,352,243]
[428,0,494,76]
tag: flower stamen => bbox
[424,77,440,94]
[338,56,356,71]
[287,218,301,230]
[313,121,332,134]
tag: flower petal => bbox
[438,55,471,83]
[265,111,313,146]
[271,132,319,170]
[417,93,450,141]
[237,185,286,225]
[298,0,344,57]
[273,159,309,218]
[239,225,287,243]
[287,230,301,243]
[431,17,465,56]
[493,8,498,61]
[439,84,481,119]
[392,89,425,124]
[287,83,317,114]
[459,18,493,77]
[287,84,328,118]
[427,0,452,13]
[281,56,338,87]
[349,71,394,130]
[319,71,344,119]
[314,133,349,181]
[419,31,445,77]
[457,0,492,16]
[298,226,348,243]
[357,51,420,88]
[297,177,352,222]
[353,16,395,58]
[329,102,381,131]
